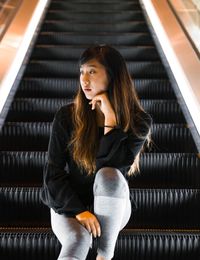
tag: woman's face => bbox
[80,59,109,100]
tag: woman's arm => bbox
[40,106,86,217]
[89,92,117,134]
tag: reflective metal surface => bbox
[0,0,49,114]
[168,0,200,55]
[0,0,22,39]
[140,0,200,141]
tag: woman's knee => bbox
[93,167,127,197]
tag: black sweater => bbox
[40,103,152,217]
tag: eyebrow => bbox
[80,64,98,68]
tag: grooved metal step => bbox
[0,187,200,229]
[0,122,197,152]
[25,60,167,78]
[49,2,141,11]
[17,78,175,99]
[0,152,199,188]
[46,10,144,22]
[1,152,199,188]
[0,151,47,185]
[0,228,199,260]
[32,45,159,61]
[41,21,149,33]
[37,32,154,45]
[7,98,185,123]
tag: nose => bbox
[81,73,89,86]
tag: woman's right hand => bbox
[75,211,101,238]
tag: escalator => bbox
[0,0,200,259]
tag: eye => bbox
[90,70,96,74]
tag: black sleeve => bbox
[40,108,86,217]
[96,113,152,171]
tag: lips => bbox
[84,88,92,91]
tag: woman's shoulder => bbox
[54,101,74,130]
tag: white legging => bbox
[50,167,132,260]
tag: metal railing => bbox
[168,0,200,57]
[140,0,200,151]
[0,0,22,41]
[0,0,50,130]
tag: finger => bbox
[91,99,97,110]
[88,99,94,110]
[94,220,101,237]
[90,222,97,238]
[89,100,95,109]
[92,100,96,110]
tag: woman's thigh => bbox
[50,209,92,259]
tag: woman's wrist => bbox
[104,116,117,126]
[104,113,117,133]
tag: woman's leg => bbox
[93,167,132,260]
[50,208,92,260]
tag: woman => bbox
[40,44,152,260]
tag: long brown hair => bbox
[69,45,151,175]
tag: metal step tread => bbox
[25,60,167,78]
[0,152,199,188]
[17,78,175,99]
[7,98,185,123]
[32,45,159,61]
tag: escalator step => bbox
[0,151,47,185]
[0,123,196,152]
[0,152,199,188]
[41,21,149,33]
[46,10,144,22]
[0,187,200,229]
[37,32,154,45]
[48,2,141,11]
[51,0,139,2]
[0,122,51,151]
[25,60,167,78]
[32,45,159,61]
[17,78,175,99]
[0,228,199,260]
[129,153,200,188]
[140,99,185,123]
[58,0,138,1]
[17,78,79,98]
[7,98,73,122]
[7,98,185,123]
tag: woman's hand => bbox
[89,92,117,127]
[75,211,101,238]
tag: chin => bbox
[85,94,94,100]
